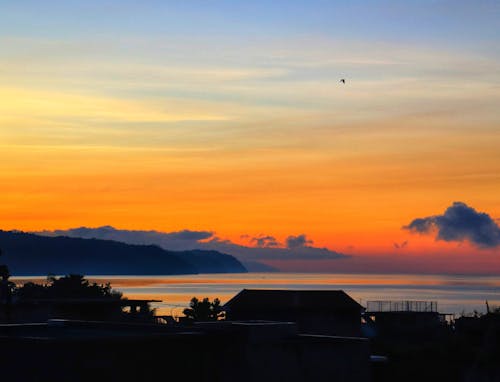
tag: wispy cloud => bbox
[250,235,280,248]
[285,234,313,248]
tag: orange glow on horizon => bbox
[1,22,500,276]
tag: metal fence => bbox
[366,300,437,312]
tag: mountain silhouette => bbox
[0,230,247,276]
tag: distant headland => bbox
[0,230,247,276]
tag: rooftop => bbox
[223,289,365,312]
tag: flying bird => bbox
[340,79,345,84]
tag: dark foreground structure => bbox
[365,300,500,382]
[0,319,371,382]
[2,283,498,382]
[224,289,365,337]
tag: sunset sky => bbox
[1,1,500,273]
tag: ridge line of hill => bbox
[0,230,247,276]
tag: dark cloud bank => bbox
[404,201,500,248]
[35,226,347,262]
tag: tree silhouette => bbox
[0,248,13,322]
[0,247,10,279]
[15,274,123,300]
[47,274,122,299]
[183,297,225,321]
[12,274,156,322]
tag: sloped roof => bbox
[223,289,365,312]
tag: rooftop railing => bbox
[366,300,437,313]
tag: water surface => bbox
[13,273,499,318]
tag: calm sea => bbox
[13,273,500,318]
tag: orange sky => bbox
[1,2,500,273]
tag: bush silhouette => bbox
[183,297,225,321]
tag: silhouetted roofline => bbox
[223,289,365,311]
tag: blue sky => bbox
[2,1,498,45]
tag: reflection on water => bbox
[12,273,500,317]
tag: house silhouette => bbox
[223,289,365,337]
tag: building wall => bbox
[226,309,362,337]
[231,335,370,382]
[0,321,370,382]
